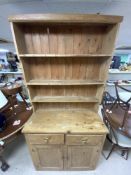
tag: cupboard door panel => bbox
[67,145,100,170]
[31,145,64,170]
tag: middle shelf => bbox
[32,96,99,103]
[19,54,112,58]
[27,79,104,85]
[20,55,110,83]
[28,84,102,102]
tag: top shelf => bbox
[19,54,112,58]
[9,14,123,24]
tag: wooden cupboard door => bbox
[31,145,64,170]
[67,145,100,170]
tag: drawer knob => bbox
[43,137,49,142]
[81,138,88,144]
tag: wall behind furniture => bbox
[0,0,131,52]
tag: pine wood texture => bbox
[19,54,111,57]
[9,14,123,23]
[21,56,111,82]
[32,102,98,112]
[25,134,105,170]
[12,24,118,55]
[32,96,98,103]
[67,145,100,170]
[66,134,103,145]
[10,13,123,171]
[28,134,64,145]
[29,144,64,170]
[22,110,107,134]
[27,80,104,85]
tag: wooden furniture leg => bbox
[121,149,129,160]
[0,145,9,172]
[8,96,16,115]
[103,144,115,160]
[19,92,29,107]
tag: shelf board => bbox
[9,14,123,24]
[19,54,112,58]
[27,80,104,85]
[32,96,99,103]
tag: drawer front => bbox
[28,134,64,145]
[66,135,104,145]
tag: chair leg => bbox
[102,144,115,160]
[121,149,129,160]
[8,96,16,115]
[19,92,29,108]
[121,110,128,128]
[0,156,9,172]
[125,149,129,160]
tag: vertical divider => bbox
[47,27,50,54]
[47,26,53,96]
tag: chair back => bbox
[101,91,131,145]
[101,108,118,145]
[115,83,131,104]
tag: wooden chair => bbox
[101,92,131,160]
[110,83,131,129]
[0,87,32,171]
[2,82,29,115]
[0,90,10,171]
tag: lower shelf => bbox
[32,96,99,103]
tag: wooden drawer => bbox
[66,135,103,145]
[27,134,64,145]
